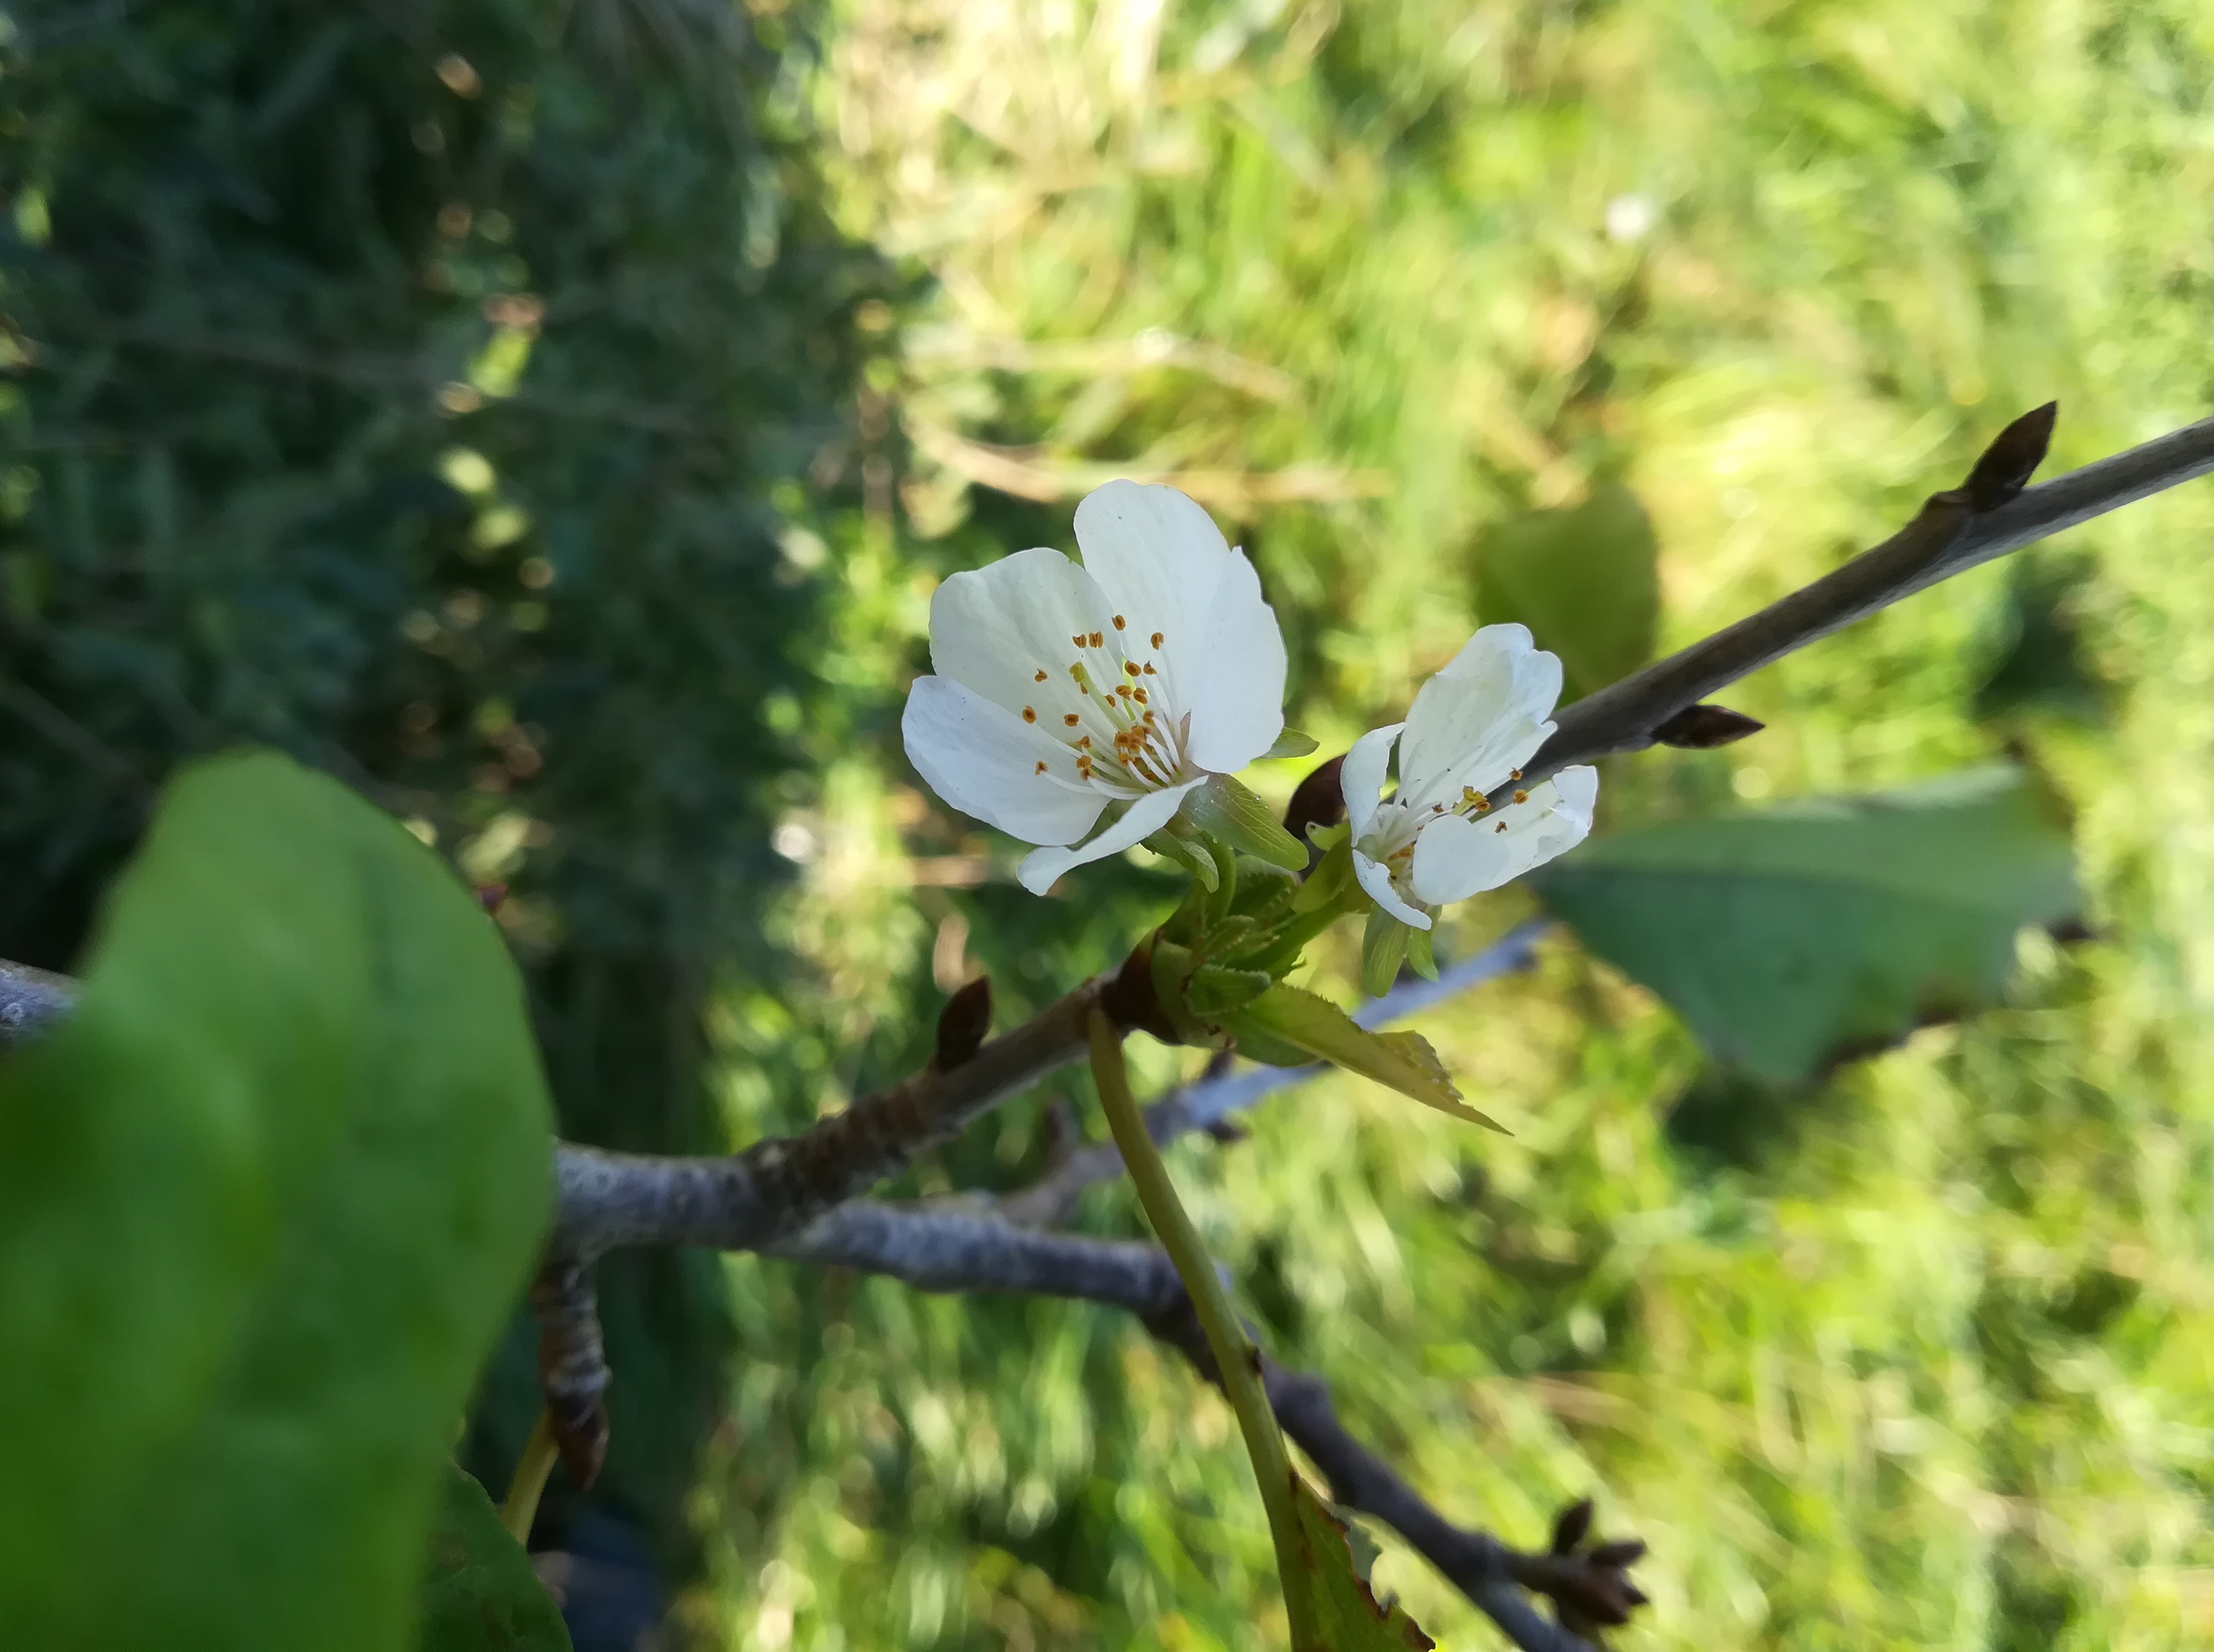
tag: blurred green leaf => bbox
[1221,983,1502,1129]
[0,751,554,1649]
[1266,729,1321,759]
[417,1463,573,1652]
[1290,1479,1436,1650]
[1536,766,2080,1083]
[1476,484,1660,701]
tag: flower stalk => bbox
[1086,1010,1321,1650]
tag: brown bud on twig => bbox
[1651,703,1765,750]
[1520,1496,1651,1637]
[1282,754,1347,848]
[1100,940,1182,1045]
[933,975,993,1072]
[1960,401,2058,512]
[1550,1497,1595,1555]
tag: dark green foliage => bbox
[0,0,889,1549]
[0,751,552,1650]
[419,1464,573,1652]
[1539,767,2080,1083]
[1974,552,2112,724]
[1475,484,1660,702]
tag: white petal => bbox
[1185,550,1288,773]
[1015,779,1204,895]
[1074,481,1231,692]
[1409,767,1598,904]
[929,545,1117,719]
[903,675,1106,847]
[1398,624,1563,809]
[1339,722,1404,841]
[1352,846,1432,930]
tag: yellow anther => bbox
[1142,662,1156,675]
[1064,713,1081,726]
[1113,614,1126,630]
[1034,669,1048,683]
[1071,634,1086,648]
[1022,707,1038,723]
[1035,761,1047,774]
[1116,684,1133,699]
[1076,735,1092,748]
[1088,630,1103,647]
[1513,790,1529,805]
[1510,768,1523,781]
[1134,688,1148,704]
[1495,820,1509,833]
[1150,631,1164,647]
[1125,661,1142,677]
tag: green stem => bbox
[499,1408,561,1546]
[1088,1010,1320,1650]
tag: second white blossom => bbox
[1342,624,1598,930]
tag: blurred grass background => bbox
[719,3,2214,1649]
[9,2,2214,1650]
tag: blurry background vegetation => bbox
[7,1,2214,1649]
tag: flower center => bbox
[1028,620,1184,798]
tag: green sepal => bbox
[1360,906,1409,997]
[1145,829,1218,893]
[1264,729,1320,760]
[1188,964,1274,1016]
[1185,774,1308,872]
[1404,921,1438,982]
[1220,983,1504,1130]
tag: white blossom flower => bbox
[1341,624,1598,929]
[903,480,1288,895]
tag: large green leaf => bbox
[0,751,554,1649]
[1475,483,1660,701]
[418,1464,573,1652]
[1535,766,2080,1083]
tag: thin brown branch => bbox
[550,977,1104,1255]
[769,1198,1624,1652]
[1509,403,2214,790]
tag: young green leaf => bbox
[1403,922,1438,982]
[1265,729,1321,759]
[1188,964,1274,1016]
[1221,984,1503,1130]
[1289,1478,1436,1650]
[1360,905,1410,997]
[416,1463,573,1652]
[0,751,555,1651]
[1535,765,2080,1083]
[1185,773,1310,872]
